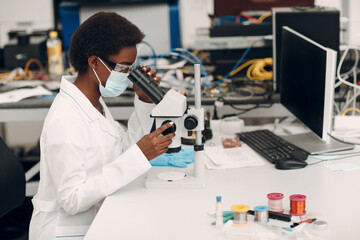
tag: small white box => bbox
[333,116,360,130]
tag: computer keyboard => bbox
[237,130,309,164]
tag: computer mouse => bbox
[275,159,308,170]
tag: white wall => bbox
[80,3,171,54]
[316,0,360,45]
[316,0,341,9]
[347,0,360,45]
[179,0,213,49]
[0,0,54,47]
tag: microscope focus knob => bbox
[184,116,198,130]
[161,120,176,135]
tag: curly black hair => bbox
[68,12,145,74]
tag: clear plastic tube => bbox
[215,196,223,229]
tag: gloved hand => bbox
[150,148,194,168]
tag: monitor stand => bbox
[282,131,354,155]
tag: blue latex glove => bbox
[150,148,194,168]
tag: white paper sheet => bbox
[323,162,360,172]
[0,86,53,104]
[204,144,266,169]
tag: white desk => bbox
[84,136,360,240]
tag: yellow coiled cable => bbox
[246,57,273,81]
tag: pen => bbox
[290,218,317,228]
[248,210,291,222]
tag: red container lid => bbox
[289,194,306,202]
[267,192,284,200]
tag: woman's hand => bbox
[133,64,161,103]
[137,122,175,160]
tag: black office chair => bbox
[0,137,25,218]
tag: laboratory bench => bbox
[1,87,357,239]
[0,93,282,122]
[83,130,360,240]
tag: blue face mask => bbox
[92,58,131,98]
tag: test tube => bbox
[215,196,223,229]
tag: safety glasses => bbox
[101,58,135,73]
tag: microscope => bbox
[128,63,206,189]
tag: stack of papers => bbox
[204,144,266,169]
[0,85,53,104]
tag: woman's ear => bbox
[88,56,99,70]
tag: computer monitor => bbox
[272,7,340,93]
[279,26,352,154]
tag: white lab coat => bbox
[29,76,153,240]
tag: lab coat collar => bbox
[59,76,104,123]
[98,97,120,138]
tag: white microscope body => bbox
[128,64,206,189]
[151,89,204,154]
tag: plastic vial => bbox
[215,196,223,229]
[47,31,64,76]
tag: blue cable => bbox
[170,48,210,87]
[216,15,253,26]
[216,16,237,26]
[158,51,196,65]
[136,51,155,68]
[138,41,211,87]
[157,50,210,87]
[213,36,266,85]
[151,37,266,87]
[138,40,157,69]
[157,51,196,86]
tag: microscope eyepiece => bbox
[127,66,165,104]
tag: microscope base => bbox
[144,166,207,189]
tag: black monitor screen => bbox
[280,26,328,139]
